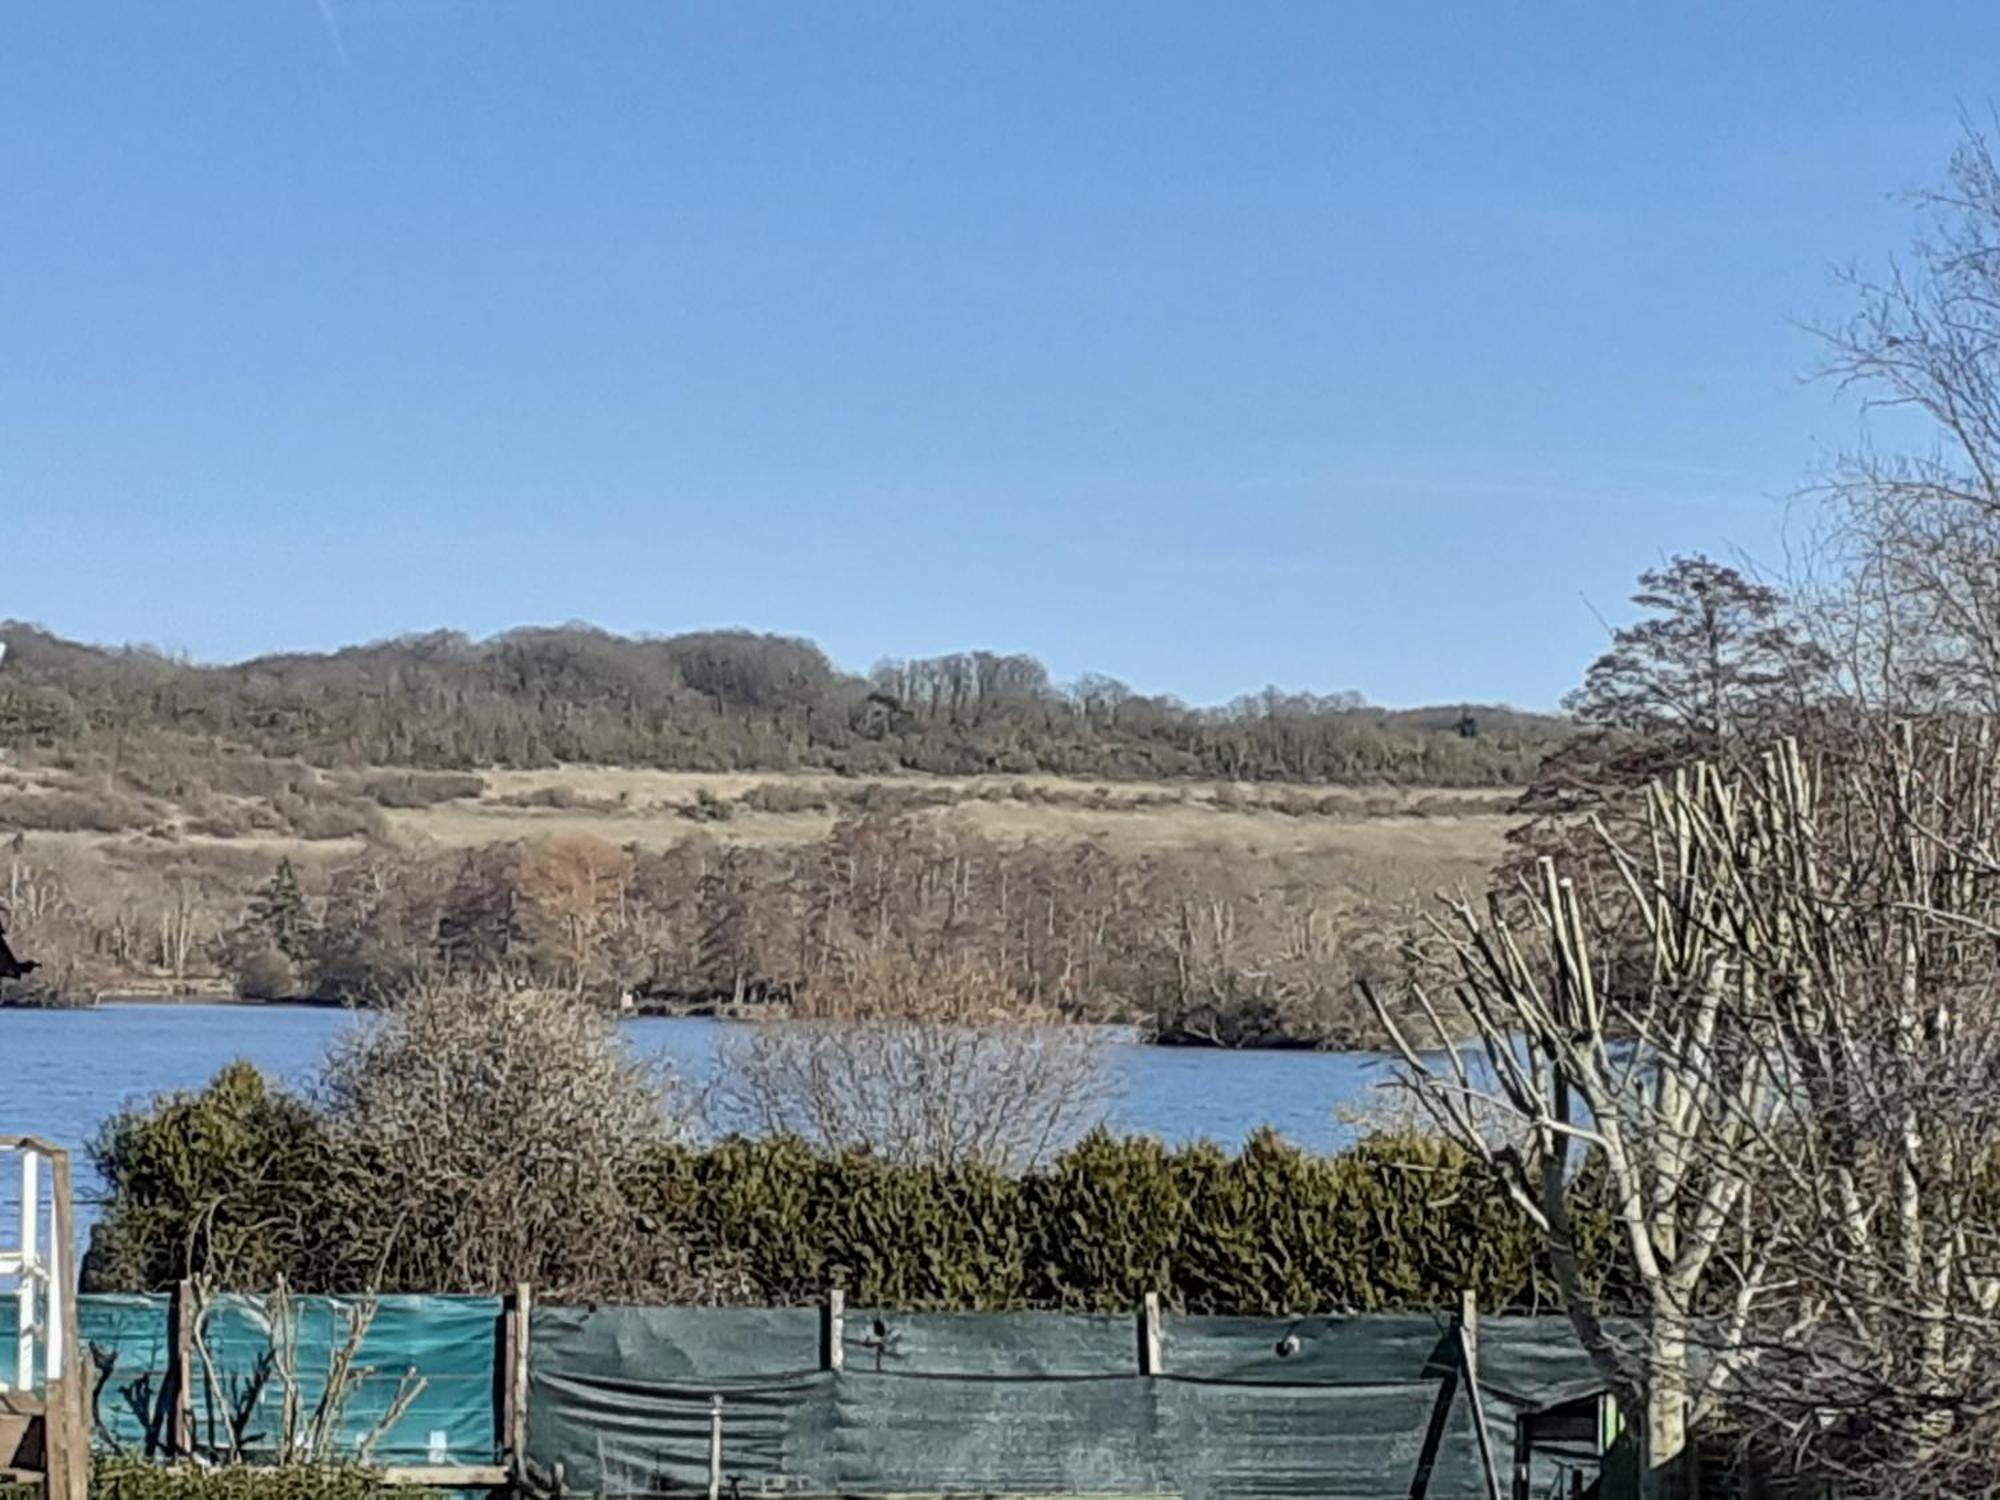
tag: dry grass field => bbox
[393,765,1510,859]
[0,749,1510,877]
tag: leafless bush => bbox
[0,787,156,833]
[184,1277,427,1467]
[316,978,718,1298]
[716,949,1112,1169]
[1266,789,1320,817]
[736,781,830,814]
[184,797,264,839]
[492,785,621,812]
[273,796,385,842]
[677,787,736,822]
[191,753,326,802]
[837,781,957,814]
[352,771,485,808]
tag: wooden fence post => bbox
[48,1148,88,1500]
[707,1394,724,1500]
[1137,1293,1163,1375]
[821,1288,845,1372]
[504,1283,533,1482]
[1459,1289,1503,1500]
[168,1279,195,1458]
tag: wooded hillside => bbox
[0,623,1565,783]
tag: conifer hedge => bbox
[86,1066,1624,1313]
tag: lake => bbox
[0,1004,1408,1211]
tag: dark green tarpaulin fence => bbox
[5,1297,1610,1495]
[527,1307,1607,1498]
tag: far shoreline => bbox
[10,995,1380,1052]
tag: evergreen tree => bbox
[247,858,315,963]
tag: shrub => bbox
[0,971,90,1008]
[317,981,717,1299]
[356,771,485,808]
[274,796,385,841]
[0,788,154,833]
[83,1061,339,1292]
[197,754,326,802]
[185,797,263,838]
[85,1460,434,1498]
[492,784,628,812]
[645,1127,1574,1314]
[715,950,1111,1170]
[738,781,830,814]
[679,787,736,822]
[231,943,297,1000]
[494,784,580,809]
[652,1134,1030,1308]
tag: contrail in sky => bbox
[312,0,352,71]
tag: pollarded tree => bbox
[1375,724,2000,1497]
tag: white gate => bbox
[0,1138,68,1394]
[0,1136,84,1498]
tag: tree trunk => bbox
[1642,1316,1690,1500]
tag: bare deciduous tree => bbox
[1807,120,2000,713]
[716,948,1112,1170]
[318,979,724,1300]
[515,834,633,994]
[1373,725,2000,1497]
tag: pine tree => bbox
[248,858,315,963]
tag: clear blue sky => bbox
[1,3,1984,708]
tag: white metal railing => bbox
[0,1138,67,1394]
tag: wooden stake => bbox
[169,1280,195,1458]
[707,1394,724,1500]
[48,1147,88,1500]
[822,1287,846,1372]
[1459,1290,1503,1500]
[509,1283,533,1481]
[1137,1293,1163,1375]
[499,1291,518,1475]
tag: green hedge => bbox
[84,1062,341,1294]
[643,1127,1582,1313]
[86,1065,1624,1312]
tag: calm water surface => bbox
[0,1004,1400,1210]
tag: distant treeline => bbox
[215,814,1412,1046]
[0,623,1564,783]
